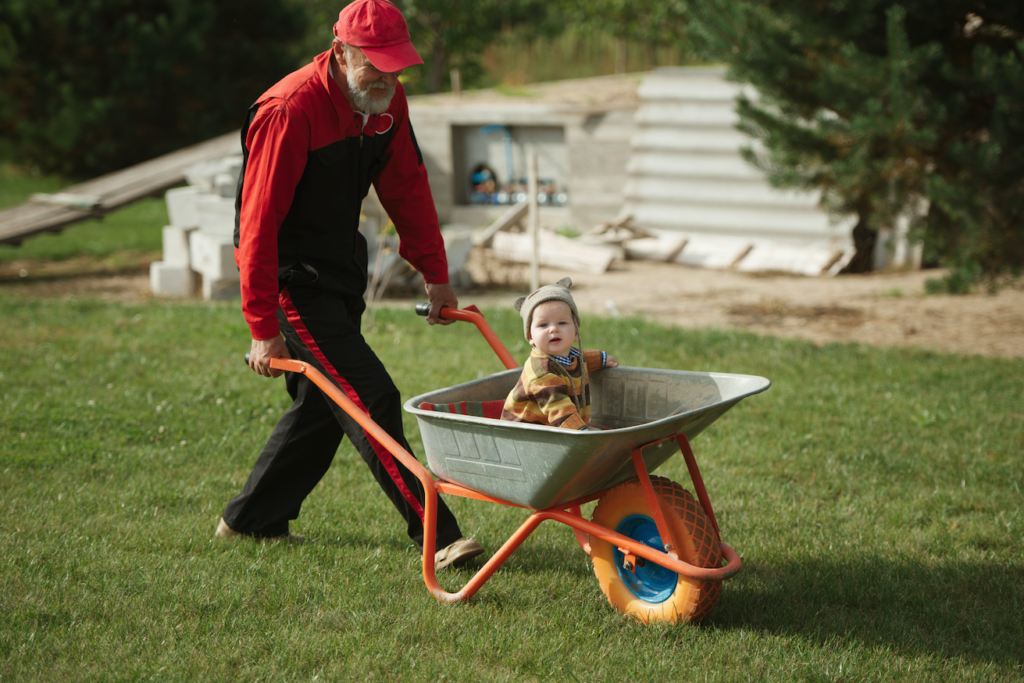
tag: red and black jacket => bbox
[234,50,448,341]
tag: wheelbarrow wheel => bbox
[590,476,722,624]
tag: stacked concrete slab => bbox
[623,68,858,275]
[150,157,243,299]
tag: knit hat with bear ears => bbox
[514,277,580,341]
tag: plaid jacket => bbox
[501,348,607,429]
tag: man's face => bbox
[336,43,400,114]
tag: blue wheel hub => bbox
[613,514,678,603]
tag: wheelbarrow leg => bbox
[567,506,592,555]
[675,434,722,541]
[630,447,682,559]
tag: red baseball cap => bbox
[333,0,423,73]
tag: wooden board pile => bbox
[477,209,855,277]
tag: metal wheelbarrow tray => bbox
[405,366,769,510]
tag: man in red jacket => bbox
[216,0,483,570]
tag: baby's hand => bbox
[605,355,619,368]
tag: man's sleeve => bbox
[373,88,449,284]
[235,104,309,340]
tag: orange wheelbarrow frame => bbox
[267,305,742,604]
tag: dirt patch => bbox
[1,271,156,303]
[464,255,1024,360]
[4,251,1022,360]
[0,251,158,283]
[726,300,865,325]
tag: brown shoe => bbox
[215,517,241,539]
[214,517,305,545]
[434,537,485,570]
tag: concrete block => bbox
[189,232,238,281]
[365,228,399,279]
[623,235,687,262]
[449,268,474,289]
[183,155,243,193]
[443,229,474,288]
[368,249,401,279]
[201,276,241,301]
[196,194,237,238]
[873,219,923,271]
[150,261,194,297]
[161,226,195,267]
[443,229,473,272]
[165,185,203,228]
[214,172,238,198]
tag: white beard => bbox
[347,70,395,115]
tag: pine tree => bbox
[687,1,1024,287]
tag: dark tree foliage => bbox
[558,0,689,46]
[295,0,559,95]
[0,0,308,177]
[687,1,1024,287]
[292,1,690,93]
[556,0,692,73]
[401,0,555,94]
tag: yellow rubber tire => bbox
[591,476,722,624]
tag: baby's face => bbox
[529,301,577,357]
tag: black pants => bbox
[222,283,463,550]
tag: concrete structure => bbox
[149,261,193,298]
[405,69,879,276]
[153,68,922,284]
[150,157,242,300]
[155,147,476,299]
[623,67,856,274]
[405,73,641,234]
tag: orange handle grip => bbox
[416,303,519,370]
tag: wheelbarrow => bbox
[267,304,769,624]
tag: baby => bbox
[500,278,618,430]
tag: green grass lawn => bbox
[0,163,166,265]
[1,288,1021,681]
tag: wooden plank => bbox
[0,204,100,243]
[0,131,239,245]
[674,234,752,269]
[29,192,101,209]
[623,235,688,262]
[473,201,529,247]
[491,231,618,274]
[735,243,846,277]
